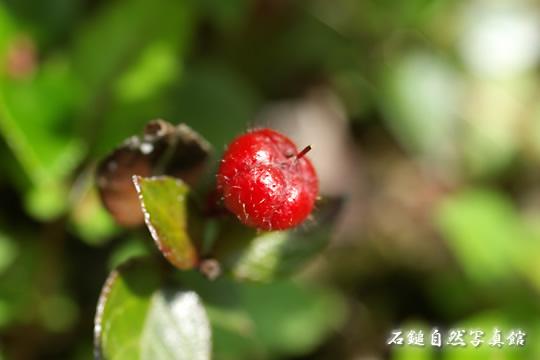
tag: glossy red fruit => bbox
[217,129,318,231]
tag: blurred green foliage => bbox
[0,0,539,359]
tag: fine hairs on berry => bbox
[217,128,318,231]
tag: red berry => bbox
[217,129,318,231]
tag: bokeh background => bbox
[0,0,540,359]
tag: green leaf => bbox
[71,0,196,157]
[95,260,211,360]
[241,280,345,355]
[114,42,180,103]
[435,188,528,285]
[72,0,193,100]
[108,236,150,271]
[0,37,84,220]
[171,63,260,151]
[133,176,199,270]
[0,54,83,186]
[175,271,346,358]
[380,51,460,167]
[213,220,330,283]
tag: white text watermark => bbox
[387,328,526,348]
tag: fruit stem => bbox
[296,145,313,161]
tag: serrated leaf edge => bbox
[94,268,120,360]
[132,175,198,269]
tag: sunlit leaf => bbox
[435,188,528,285]
[140,290,212,360]
[133,176,200,269]
[212,220,330,283]
[175,271,345,358]
[95,260,211,360]
[114,42,180,103]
